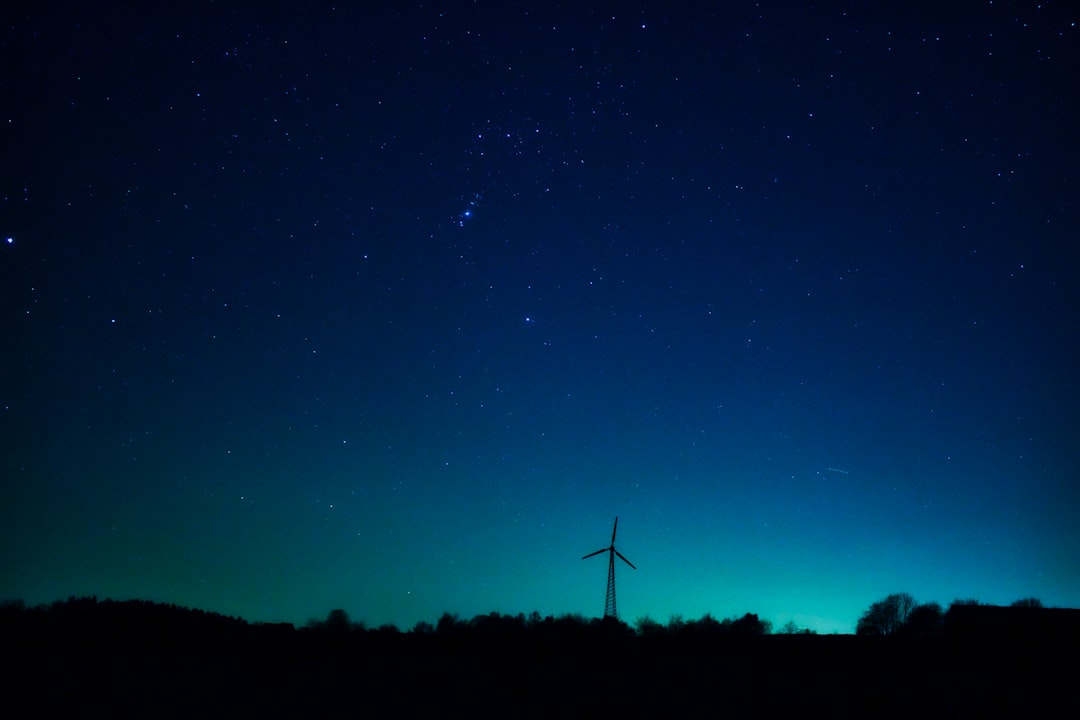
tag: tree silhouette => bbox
[901,602,944,638]
[729,612,771,636]
[325,608,354,632]
[778,620,816,635]
[951,598,980,608]
[635,615,664,638]
[436,612,464,635]
[1011,597,1043,608]
[856,593,918,636]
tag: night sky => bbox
[2,2,1078,634]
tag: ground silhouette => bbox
[3,597,1078,716]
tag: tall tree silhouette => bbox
[856,593,918,636]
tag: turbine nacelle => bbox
[580,546,635,568]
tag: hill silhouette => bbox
[3,597,1078,716]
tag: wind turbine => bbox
[582,516,636,620]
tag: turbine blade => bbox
[582,548,607,560]
[611,516,619,544]
[615,550,636,569]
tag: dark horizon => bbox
[8,595,1079,716]
[6,591,1077,640]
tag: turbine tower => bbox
[582,516,636,619]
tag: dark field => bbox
[4,602,1077,717]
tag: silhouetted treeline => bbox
[635,612,773,643]
[8,595,1078,654]
[4,596,1078,716]
[854,593,1080,644]
[2,597,774,657]
[303,607,772,653]
[300,608,640,657]
[1,596,253,650]
[945,604,1080,644]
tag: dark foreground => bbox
[3,606,1078,717]
[7,636,1077,716]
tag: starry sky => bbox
[2,2,1078,633]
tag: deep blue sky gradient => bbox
[2,2,1078,632]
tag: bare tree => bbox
[856,593,918,636]
[635,615,664,637]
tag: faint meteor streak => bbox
[827,467,850,475]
